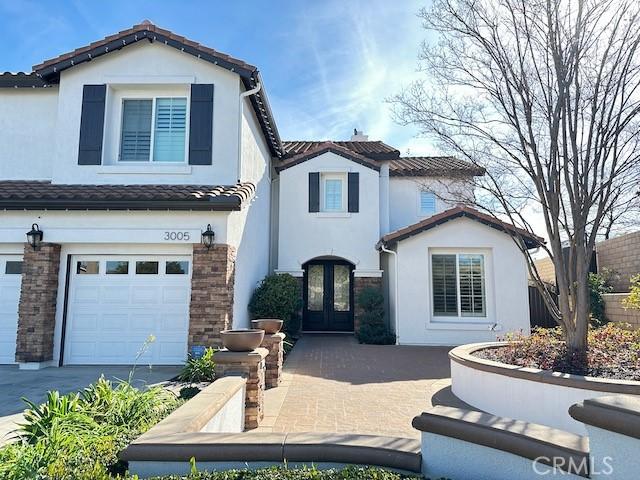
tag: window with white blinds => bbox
[153,98,187,162]
[120,100,152,161]
[432,253,486,318]
[119,97,187,163]
[420,191,437,215]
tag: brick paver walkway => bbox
[257,334,469,439]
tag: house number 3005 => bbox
[163,231,190,241]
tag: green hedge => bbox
[356,287,395,345]
[249,274,303,334]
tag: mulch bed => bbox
[474,324,640,381]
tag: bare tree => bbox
[391,0,640,355]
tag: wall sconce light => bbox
[201,224,215,249]
[26,223,43,250]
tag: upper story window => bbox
[321,173,346,212]
[432,253,486,318]
[419,190,437,216]
[119,97,187,163]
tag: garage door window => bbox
[77,261,99,274]
[166,261,189,274]
[106,261,129,274]
[5,261,23,274]
[136,261,159,274]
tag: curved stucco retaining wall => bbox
[450,343,640,435]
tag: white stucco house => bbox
[0,22,540,368]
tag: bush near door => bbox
[356,287,396,345]
[249,274,303,334]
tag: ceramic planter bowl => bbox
[251,319,284,334]
[220,329,265,352]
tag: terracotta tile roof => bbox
[276,141,381,172]
[378,205,543,249]
[283,140,400,161]
[388,157,485,177]
[0,72,52,88]
[0,21,283,156]
[0,181,255,211]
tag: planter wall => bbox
[449,343,640,435]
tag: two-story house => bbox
[0,22,539,368]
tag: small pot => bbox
[220,329,265,352]
[251,319,284,334]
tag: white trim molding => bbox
[353,269,383,278]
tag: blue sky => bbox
[0,0,436,154]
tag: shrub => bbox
[179,347,216,383]
[0,376,181,480]
[356,287,396,345]
[623,274,640,310]
[588,271,613,326]
[249,274,303,334]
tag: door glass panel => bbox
[106,261,129,274]
[333,265,350,312]
[136,261,159,274]
[307,264,324,311]
[5,261,23,274]
[77,261,99,274]
[166,261,189,274]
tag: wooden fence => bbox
[528,285,558,329]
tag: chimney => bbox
[350,129,369,141]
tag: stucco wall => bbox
[277,152,381,273]
[597,231,640,293]
[0,89,58,181]
[390,217,530,345]
[48,40,242,185]
[388,177,472,233]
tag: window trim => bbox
[430,251,488,321]
[418,190,437,217]
[117,95,189,165]
[320,173,347,213]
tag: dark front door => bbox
[303,260,354,332]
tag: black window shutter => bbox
[348,172,359,212]
[189,84,214,165]
[309,172,320,212]
[78,85,106,165]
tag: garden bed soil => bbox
[474,325,640,381]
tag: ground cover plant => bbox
[0,376,181,480]
[475,324,640,380]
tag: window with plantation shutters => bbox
[118,97,187,163]
[432,253,486,318]
[120,99,152,161]
[153,98,187,162]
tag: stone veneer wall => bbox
[15,243,61,363]
[189,244,236,349]
[597,231,640,293]
[353,276,383,333]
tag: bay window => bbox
[432,253,486,317]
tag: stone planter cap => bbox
[569,395,640,440]
[215,347,269,364]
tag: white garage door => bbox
[64,255,191,365]
[0,255,22,364]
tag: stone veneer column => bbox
[188,244,236,349]
[353,276,383,334]
[261,332,285,388]
[214,348,268,429]
[15,243,61,365]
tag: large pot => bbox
[220,329,265,352]
[251,319,284,334]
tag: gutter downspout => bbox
[237,81,262,182]
[379,243,399,345]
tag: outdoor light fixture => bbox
[26,223,43,250]
[202,224,215,249]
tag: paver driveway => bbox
[0,365,180,445]
[259,334,469,439]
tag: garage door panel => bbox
[72,313,99,332]
[0,255,22,364]
[0,285,20,304]
[65,255,191,365]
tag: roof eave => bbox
[0,198,243,211]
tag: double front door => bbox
[303,260,354,332]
